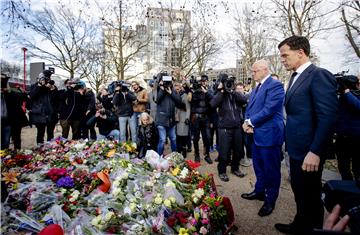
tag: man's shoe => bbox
[274,223,297,234]
[194,155,200,162]
[204,156,213,164]
[231,170,246,178]
[219,173,229,182]
[241,191,265,201]
[258,203,274,217]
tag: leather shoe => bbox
[219,173,229,182]
[204,156,213,164]
[194,155,200,162]
[241,191,265,201]
[258,203,274,217]
[231,170,246,178]
[274,223,297,234]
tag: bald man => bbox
[241,59,285,217]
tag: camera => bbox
[99,109,106,115]
[107,80,130,94]
[162,75,173,88]
[323,180,360,234]
[190,76,201,91]
[217,73,235,93]
[334,73,359,95]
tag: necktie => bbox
[287,72,298,90]
[254,83,261,94]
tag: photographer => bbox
[210,73,247,182]
[155,72,184,156]
[130,81,149,141]
[86,103,119,141]
[28,70,58,144]
[57,79,86,140]
[97,86,113,112]
[335,74,360,181]
[187,75,213,164]
[112,81,137,142]
[82,87,97,140]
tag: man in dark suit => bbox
[275,36,338,234]
[241,59,285,217]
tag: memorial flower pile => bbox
[1,138,234,235]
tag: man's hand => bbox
[165,87,172,94]
[242,123,254,134]
[302,151,320,172]
[217,82,224,93]
[95,111,101,117]
[201,85,207,93]
[323,205,350,232]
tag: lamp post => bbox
[22,47,27,90]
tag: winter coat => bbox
[176,92,191,136]
[86,110,118,136]
[210,91,247,129]
[112,91,137,117]
[28,84,57,124]
[57,88,85,121]
[1,89,29,128]
[136,122,158,158]
[133,88,148,113]
[155,88,184,127]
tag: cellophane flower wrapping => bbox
[1,139,233,234]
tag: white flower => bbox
[91,215,102,226]
[113,180,120,187]
[163,199,171,207]
[69,190,80,202]
[199,226,208,234]
[130,202,137,211]
[122,172,129,179]
[194,188,204,198]
[105,211,115,222]
[154,196,162,205]
[145,181,154,187]
[193,197,199,204]
[112,188,122,197]
[165,180,175,188]
[169,196,176,203]
[180,168,189,179]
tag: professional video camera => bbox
[156,72,173,89]
[107,80,130,94]
[323,180,360,234]
[216,73,235,93]
[190,76,202,91]
[37,70,53,84]
[334,72,360,95]
[67,79,85,90]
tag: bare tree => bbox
[10,2,98,79]
[0,59,21,78]
[153,1,221,79]
[232,3,274,82]
[270,0,341,39]
[341,0,360,60]
[99,0,150,81]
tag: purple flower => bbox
[56,176,75,188]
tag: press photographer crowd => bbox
[1,36,360,234]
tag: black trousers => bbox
[335,135,360,180]
[290,157,324,231]
[217,127,244,174]
[244,133,253,159]
[11,125,23,149]
[35,122,56,144]
[176,135,188,158]
[192,114,211,157]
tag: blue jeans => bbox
[130,112,141,139]
[119,116,136,143]
[1,125,11,149]
[97,130,120,141]
[157,125,177,155]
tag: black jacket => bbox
[136,123,158,158]
[112,91,137,117]
[155,88,183,127]
[1,89,29,127]
[57,89,85,120]
[210,91,247,129]
[190,90,213,114]
[28,84,57,124]
[335,92,360,138]
[86,110,118,136]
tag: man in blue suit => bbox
[241,59,285,217]
[275,36,338,234]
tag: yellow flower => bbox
[2,171,20,184]
[178,228,189,235]
[171,167,180,176]
[0,150,7,157]
[107,149,116,157]
[163,199,171,208]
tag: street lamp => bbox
[22,47,27,90]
